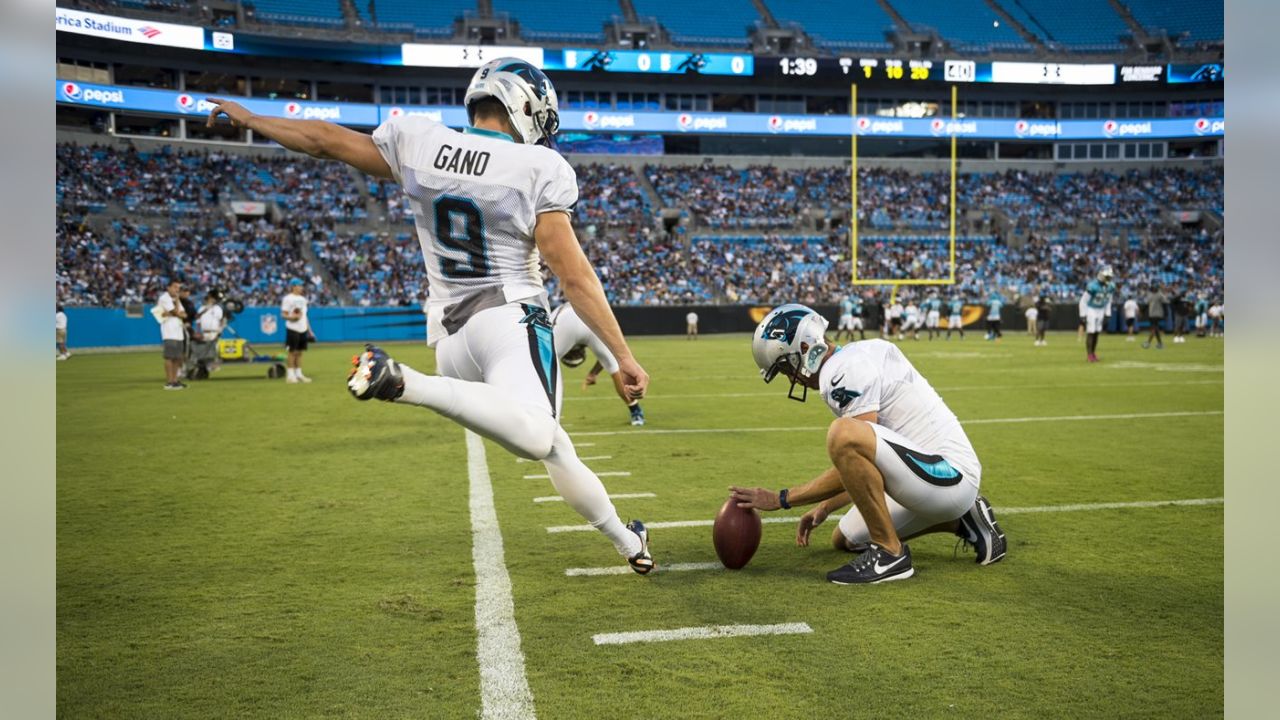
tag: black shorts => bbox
[286,329,309,352]
[1126,318,1136,329]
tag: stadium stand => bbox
[764,0,895,51]
[1122,0,1224,42]
[493,0,614,43]
[249,0,346,28]
[360,0,471,35]
[631,0,759,47]
[55,142,1222,309]
[1001,0,1132,50]
[893,0,1033,53]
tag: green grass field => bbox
[57,330,1223,718]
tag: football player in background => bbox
[901,299,922,341]
[553,302,645,427]
[945,295,965,340]
[730,304,1006,585]
[1034,293,1052,346]
[985,290,1004,341]
[1083,268,1116,363]
[836,294,856,342]
[924,293,941,341]
[206,58,654,574]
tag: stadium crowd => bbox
[54,142,1224,311]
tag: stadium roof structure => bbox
[59,0,1222,60]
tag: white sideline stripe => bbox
[466,431,536,720]
[524,471,632,479]
[1001,497,1223,514]
[534,492,656,503]
[518,455,612,463]
[570,410,1223,437]
[593,623,813,646]
[566,561,724,577]
[546,497,1224,533]
[563,379,1223,402]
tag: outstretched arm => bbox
[206,98,393,179]
[536,211,648,400]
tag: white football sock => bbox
[395,364,556,460]
[541,426,641,558]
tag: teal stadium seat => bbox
[631,0,760,47]
[1121,0,1223,42]
[765,0,895,51]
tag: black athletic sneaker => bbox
[826,544,913,585]
[957,495,1007,565]
[626,519,654,575]
[629,404,645,427]
[347,344,405,401]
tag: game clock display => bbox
[769,56,935,80]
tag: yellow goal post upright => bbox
[849,84,959,305]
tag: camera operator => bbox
[190,289,228,379]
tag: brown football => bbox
[713,497,763,570]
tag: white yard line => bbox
[570,410,1223,437]
[466,431,536,720]
[518,455,612,463]
[524,471,632,479]
[534,492,656,504]
[561,379,1223,403]
[546,496,1224,534]
[566,561,724,577]
[593,623,813,646]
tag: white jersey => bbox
[551,303,618,374]
[198,304,224,341]
[281,293,309,333]
[372,116,578,346]
[1124,299,1139,319]
[819,340,980,482]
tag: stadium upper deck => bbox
[64,0,1221,56]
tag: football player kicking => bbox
[730,304,1006,584]
[552,302,645,426]
[206,59,655,575]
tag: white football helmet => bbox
[1098,267,1115,282]
[465,57,560,146]
[751,304,830,402]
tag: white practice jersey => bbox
[819,339,980,482]
[373,116,578,345]
[551,303,619,374]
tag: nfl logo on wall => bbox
[260,314,278,335]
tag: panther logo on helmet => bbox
[761,308,810,344]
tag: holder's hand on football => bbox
[729,486,781,512]
[796,505,830,547]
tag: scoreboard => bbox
[761,57,1216,85]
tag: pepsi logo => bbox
[583,111,599,129]
[767,115,783,132]
[1194,118,1209,135]
[176,94,196,112]
[1102,120,1118,137]
[930,119,946,135]
[388,107,405,118]
[61,82,81,100]
[284,102,302,118]
[1014,120,1029,137]
[856,117,870,131]
[677,113,693,131]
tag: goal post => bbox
[849,84,959,289]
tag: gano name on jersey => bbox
[372,115,578,345]
[818,339,981,485]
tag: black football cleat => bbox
[626,519,654,575]
[347,344,405,401]
[957,495,1007,565]
[826,544,913,585]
